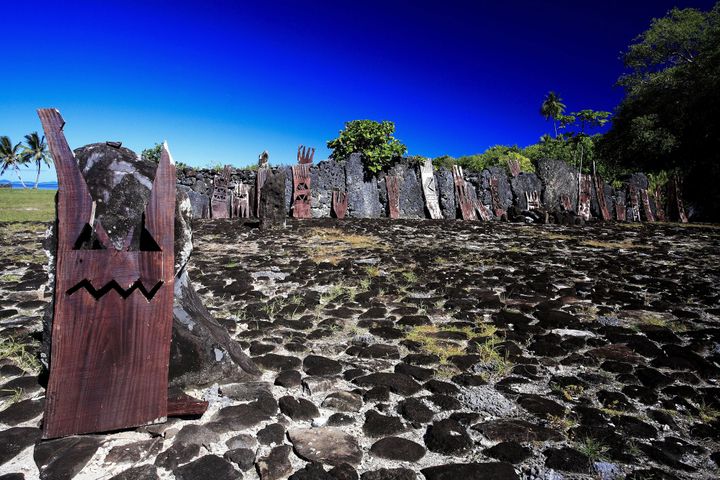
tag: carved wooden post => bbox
[292,164,312,218]
[234,183,251,218]
[506,158,520,177]
[653,187,666,222]
[668,176,688,223]
[297,145,315,164]
[640,188,655,222]
[578,174,592,221]
[489,176,505,217]
[332,190,348,219]
[525,191,541,210]
[452,165,477,220]
[615,195,626,221]
[255,151,269,218]
[419,159,443,219]
[386,175,401,219]
[559,194,572,212]
[474,200,492,221]
[211,166,231,219]
[38,108,183,438]
[593,175,611,221]
[628,185,641,222]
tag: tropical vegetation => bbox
[327,120,407,173]
[0,132,52,189]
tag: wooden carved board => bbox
[578,174,592,221]
[332,190,348,219]
[593,175,611,221]
[39,108,176,439]
[234,183,251,218]
[386,175,401,219]
[628,185,641,222]
[640,188,655,222]
[506,158,520,177]
[474,200,492,221]
[559,194,572,211]
[525,191,541,210]
[211,166,231,219]
[419,159,443,219]
[489,176,505,217]
[292,164,311,218]
[255,168,267,218]
[653,188,666,222]
[615,195,626,221]
[452,166,476,220]
[297,145,315,165]
[668,177,688,223]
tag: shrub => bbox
[327,120,407,174]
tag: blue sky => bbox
[1,0,715,184]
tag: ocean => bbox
[0,181,58,190]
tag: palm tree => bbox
[21,132,51,189]
[540,91,566,137]
[0,136,28,188]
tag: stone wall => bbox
[177,157,671,224]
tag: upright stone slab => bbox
[481,167,512,216]
[260,169,288,229]
[510,173,542,211]
[419,159,443,219]
[640,188,655,222]
[255,152,269,218]
[435,167,456,219]
[313,160,346,218]
[345,153,382,218]
[399,165,426,218]
[536,159,579,212]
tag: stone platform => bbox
[0,219,719,479]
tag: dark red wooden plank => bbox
[39,110,176,439]
[292,164,312,218]
[386,175,400,219]
[332,190,348,219]
[297,145,315,165]
[593,175,611,221]
[452,166,476,221]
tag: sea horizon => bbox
[0,181,58,190]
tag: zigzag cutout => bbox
[66,279,163,300]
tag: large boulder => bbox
[397,164,425,218]
[536,159,579,211]
[260,169,288,230]
[344,153,383,218]
[42,143,260,388]
[436,167,456,219]
[312,160,346,218]
[177,185,209,219]
[510,173,542,210]
[480,167,513,214]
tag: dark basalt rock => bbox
[260,169,288,229]
[510,173,543,210]
[34,435,102,480]
[224,448,255,471]
[397,165,425,218]
[303,355,342,376]
[420,462,519,480]
[211,403,272,429]
[398,397,434,424]
[345,154,382,218]
[105,438,164,464]
[423,419,472,455]
[544,447,591,473]
[0,427,41,466]
[288,428,362,467]
[536,159,579,212]
[256,445,293,480]
[109,464,160,480]
[369,437,426,462]
[279,396,320,421]
[154,442,200,470]
[483,441,532,464]
[517,394,565,418]
[174,455,240,480]
[257,423,286,445]
[255,354,302,371]
[436,167,456,219]
[363,410,406,437]
[0,399,44,426]
[360,468,415,480]
[472,419,563,442]
[275,370,302,388]
[353,373,421,396]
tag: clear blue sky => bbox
[1,0,715,183]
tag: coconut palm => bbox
[540,91,566,137]
[21,132,51,189]
[0,136,28,188]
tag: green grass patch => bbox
[0,189,55,222]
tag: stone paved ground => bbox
[1,218,720,480]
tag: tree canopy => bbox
[327,120,407,173]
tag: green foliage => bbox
[431,155,456,170]
[457,145,533,173]
[327,120,407,173]
[540,91,567,137]
[205,161,224,172]
[647,170,671,192]
[601,3,720,218]
[20,132,51,189]
[141,143,163,163]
